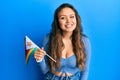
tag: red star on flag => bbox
[27,42,32,47]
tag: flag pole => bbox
[45,53,56,62]
[35,45,56,63]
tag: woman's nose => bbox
[66,17,71,23]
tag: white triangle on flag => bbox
[25,36,39,50]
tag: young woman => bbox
[34,3,91,80]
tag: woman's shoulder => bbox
[82,34,90,44]
[82,34,91,56]
[44,33,50,40]
[42,33,50,48]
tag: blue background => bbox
[0,0,120,80]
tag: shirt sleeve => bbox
[81,36,91,80]
[37,34,50,74]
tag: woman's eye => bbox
[60,17,65,20]
[70,16,75,18]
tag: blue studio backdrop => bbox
[0,0,120,80]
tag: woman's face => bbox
[58,7,77,33]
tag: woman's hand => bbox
[34,47,46,61]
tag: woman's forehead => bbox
[58,7,75,16]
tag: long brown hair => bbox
[47,3,86,73]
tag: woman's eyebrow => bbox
[59,14,75,17]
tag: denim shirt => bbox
[37,34,91,80]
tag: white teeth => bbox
[66,24,72,28]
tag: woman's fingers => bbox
[34,47,46,61]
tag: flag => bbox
[25,36,56,64]
[25,36,39,64]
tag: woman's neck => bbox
[62,32,72,39]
